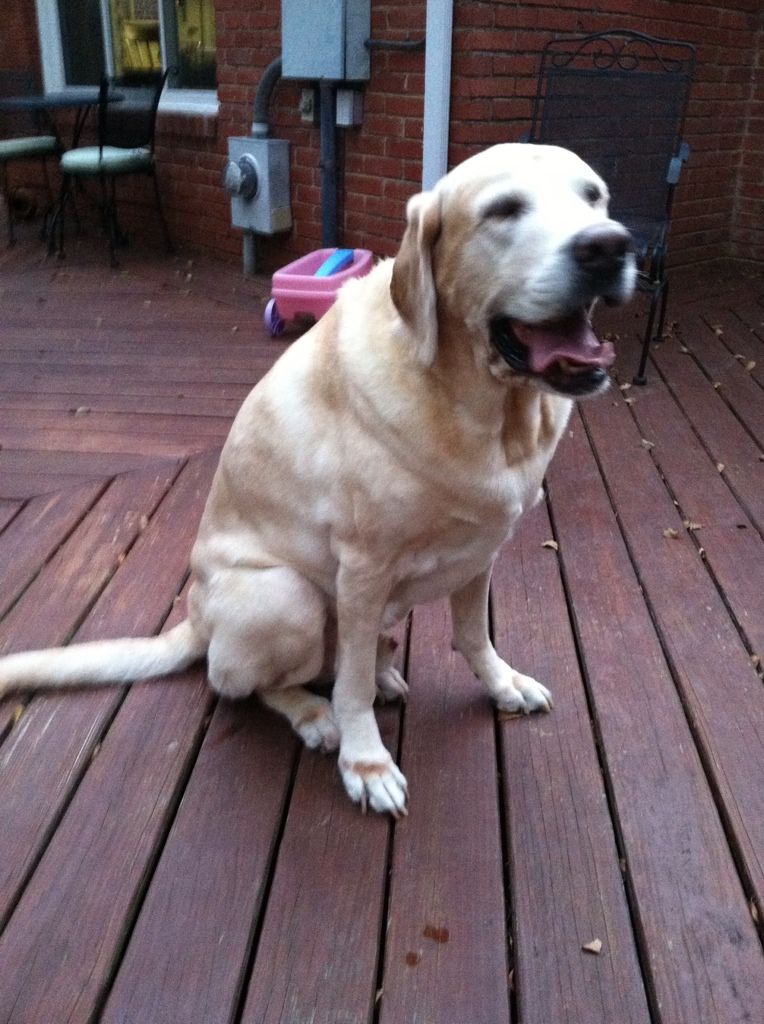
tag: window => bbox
[37,0,217,109]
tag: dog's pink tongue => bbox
[512,316,615,373]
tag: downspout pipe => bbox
[422,0,453,190]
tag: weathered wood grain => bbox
[379,601,511,1024]
[547,413,763,1024]
[100,697,297,1024]
[0,456,213,929]
[492,504,650,1024]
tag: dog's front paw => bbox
[339,755,409,817]
[494,668,553,714]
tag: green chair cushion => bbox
[60,145,153,176]
[0,135,59,161]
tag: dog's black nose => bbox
[572,224,633,274]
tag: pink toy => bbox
[264,247,374,336]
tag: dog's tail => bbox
[0,619,207,699]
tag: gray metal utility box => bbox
[281,0,371,81]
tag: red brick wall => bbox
[3,1,762,266]
[204,0,427,268]
[449,0,764,266]
[731,6,764,262]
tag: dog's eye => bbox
[483,195,527,221]
[583,184,603,205]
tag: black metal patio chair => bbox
[0,70,60,245]
[50,69,173,266]
[525,30,696,383]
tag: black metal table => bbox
[0,89,122,148]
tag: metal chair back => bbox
[98,69,170,152]
[528,30,695,261]
[526,30,696,383]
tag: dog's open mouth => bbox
[490,312,615,396]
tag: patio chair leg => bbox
[633,282,664,386]
[48,177,69,259]
[655,277,670,346]
[1,163,15,246]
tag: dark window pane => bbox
[57,0,105,85]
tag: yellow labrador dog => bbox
[0,145,635,816]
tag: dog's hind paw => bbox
[294,703,340,753]
[339,756,409,817]
[375,665,409,703]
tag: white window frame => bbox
[34,0,219,115]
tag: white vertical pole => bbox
[421,0,454,190]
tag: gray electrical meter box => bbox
[282,0,370,81]
[224,136,292,235]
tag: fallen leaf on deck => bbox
[683,519,702,532]
[624,396,636,406]
[139,515,149,531]
[744,360,756,373]
[712,325,724,336]
[713,381,722,390]
[12,704,24,726]
[663,528,680,540]
[641,439,655,450]
[619,382,632,392]
[716,462,725,472]
[679,345,690,353]
[582,938,603,955]
[72,406,91,416]
[542,539,559,551]
[423,924,450,944]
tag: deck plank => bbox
[618,365,764,661]
[379,601,511,1024]
[100,698,297,1024]
[651,337,764,531]
[492,506,650,1024]
[0,247,762,1023]
[240,677,404,1024]
[0,501,21,532]
[546,414,763,1024]
[0,602,211,1024]
[0,482,104,618]
[581,394,764,909]
[0,457,213,930]
[677,313,764,448]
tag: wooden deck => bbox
[0,233,762,1024]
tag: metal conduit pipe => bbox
[319,82,338,248]
[242,55,284,274]
[251,56,283,137]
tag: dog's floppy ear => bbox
[390,190,442,366]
